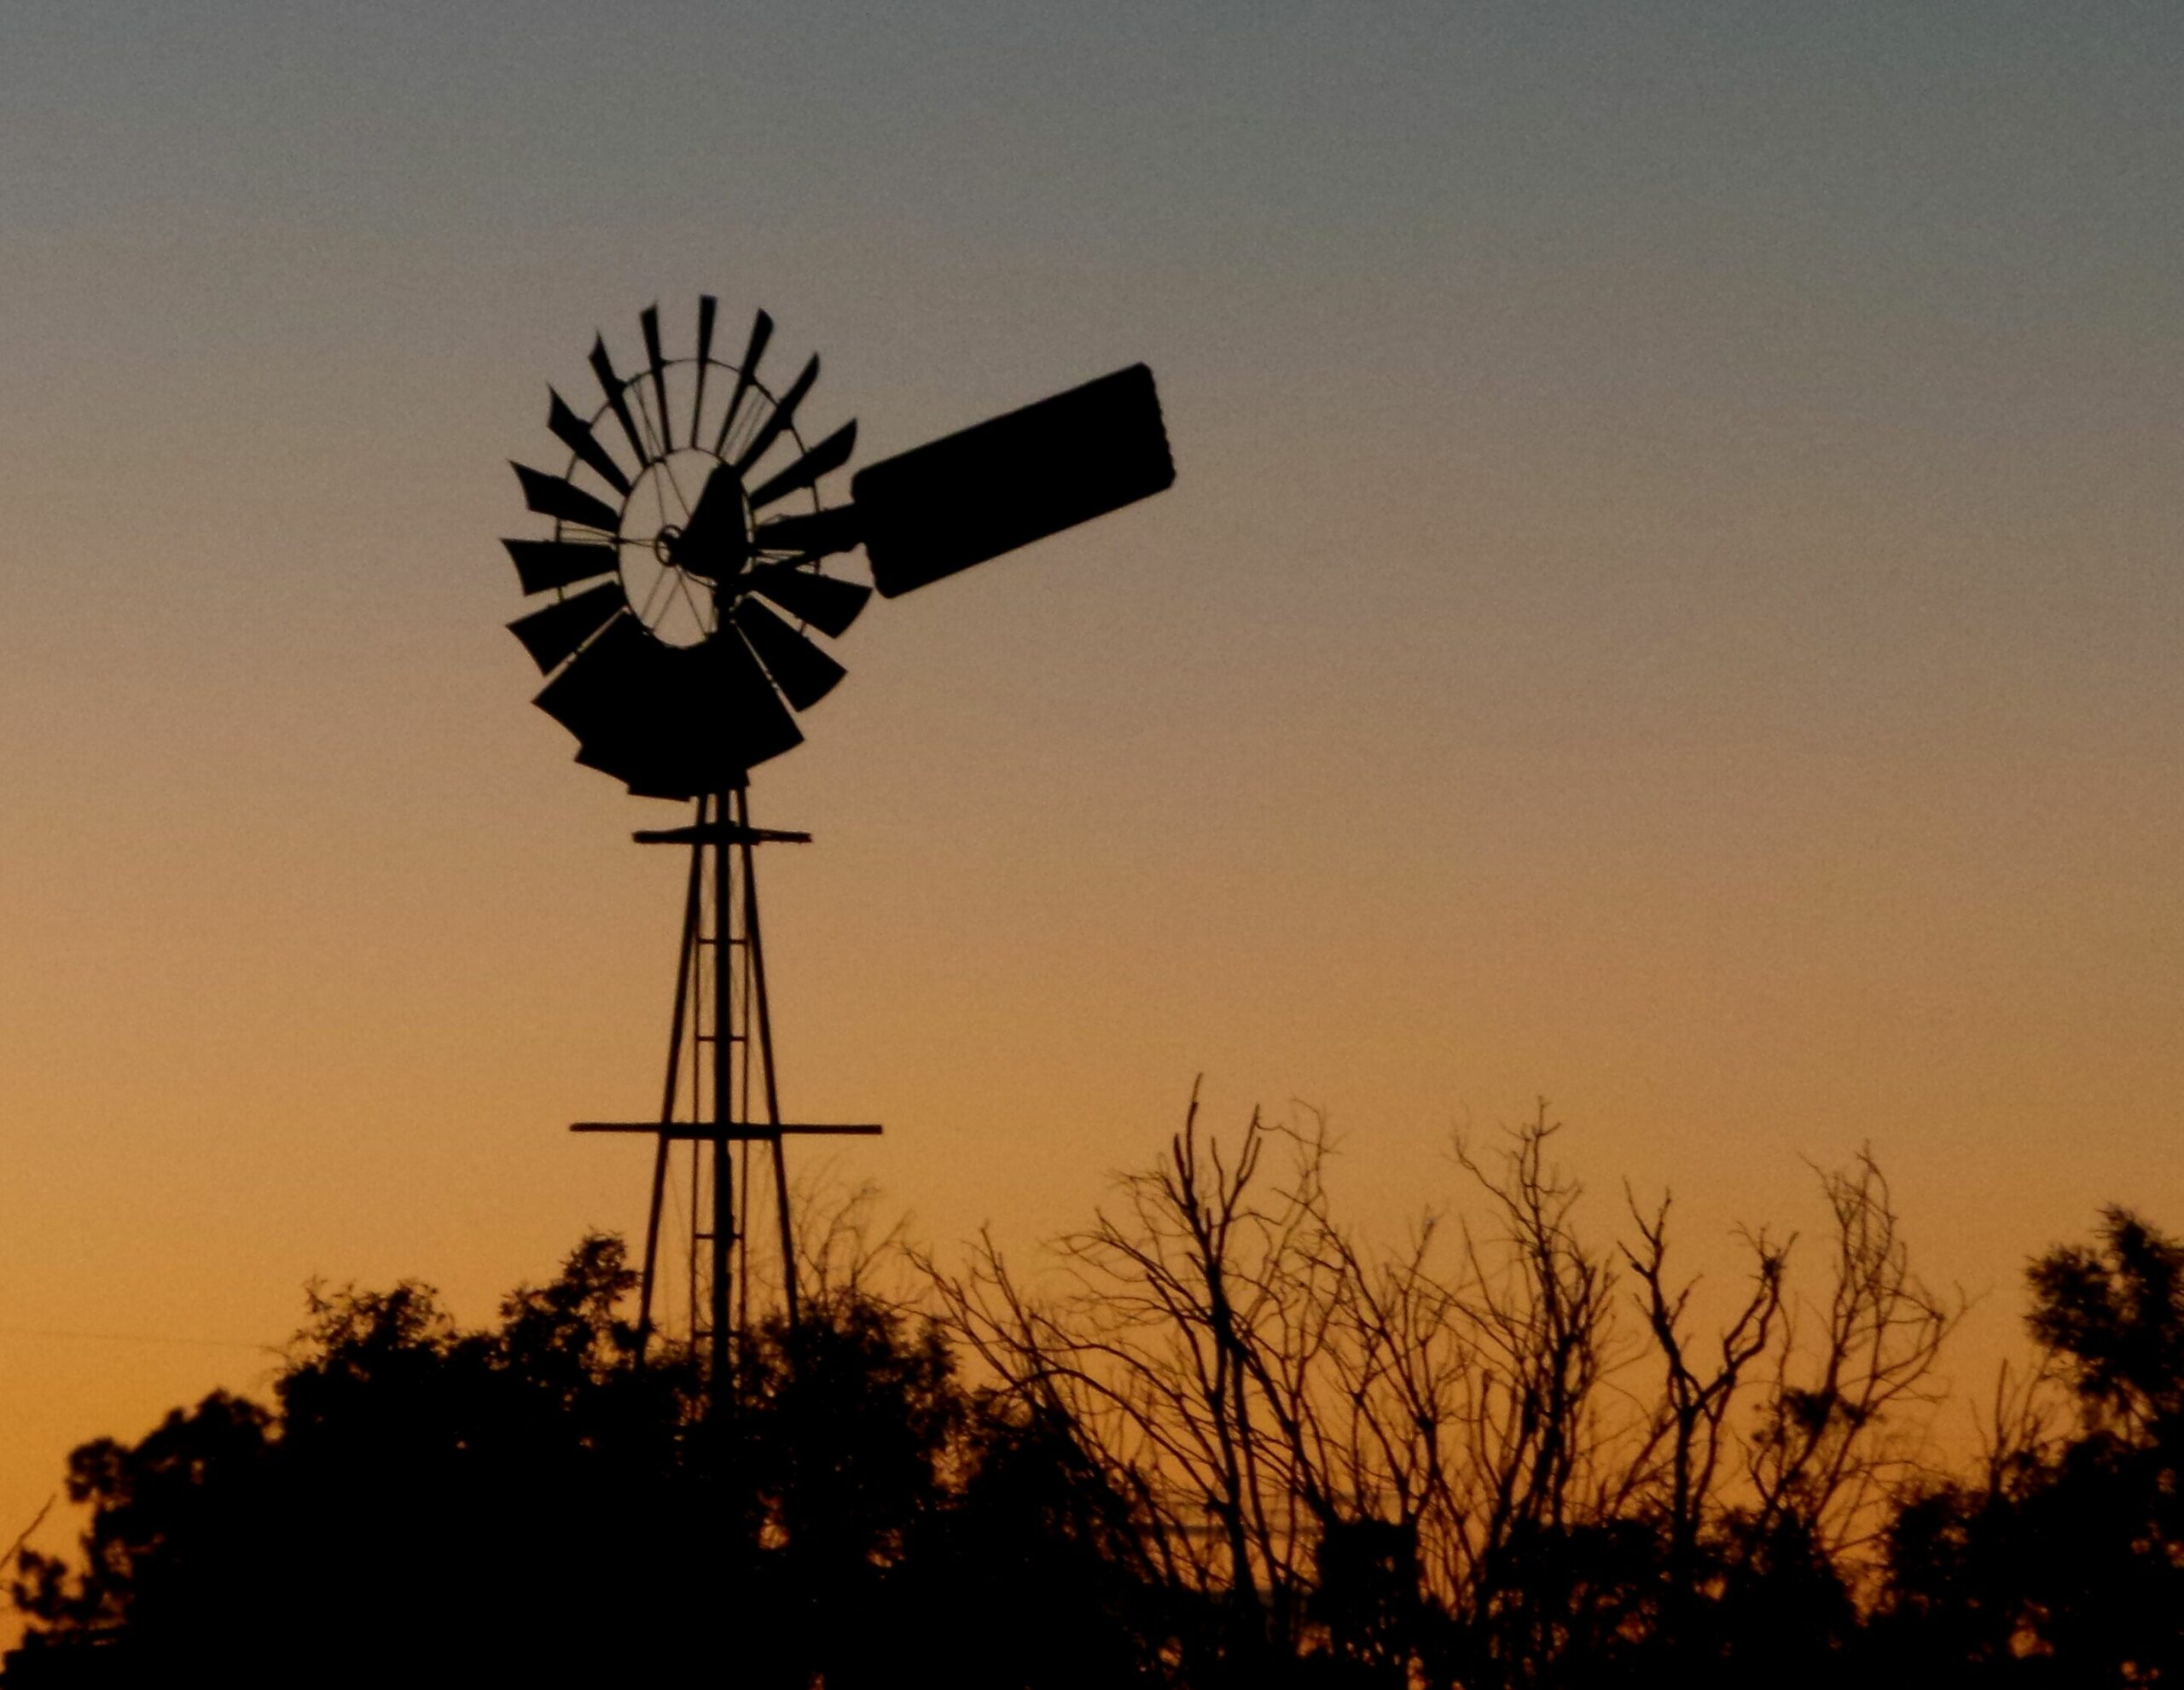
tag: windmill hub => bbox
[607,451,756,647]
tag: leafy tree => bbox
[9,1234,1159,1687]
[1877,1206,2184,1684]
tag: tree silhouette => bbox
[1877,1205,2184,1685]
[12,1127,2183,1686]
[924,1100,1957,1687]
[9,1234,1163,1686]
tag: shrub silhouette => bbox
[1878,1206,2184,1685]
[12,1127,2184,1686]
[9,1235,1157,1686]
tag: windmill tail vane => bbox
[500,296,1175,1381]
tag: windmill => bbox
[502,299,1173,1380]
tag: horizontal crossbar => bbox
[630,822,812,847]
[570,1122,882,1140]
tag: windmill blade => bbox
[536,614,643,741]
[753,505,862,561]
[508,580,628,672]
[745,561,870,639]
[503,537,616,595]
[703,625,805,775]
[853,363,1175,598]
[748,420,858,512]
[640,305,672,452]
[513,462,623,535]
[547,389,633,497]
[539,614,803,794]
[567,641,694,799]
[576,740,693,802]
[590,335,652,468]
[690,294,717,450]
[733,597,847,711]
[713,308,775,456]
[732,354,819,475]
[536,615,660,782]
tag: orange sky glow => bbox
[3,3,2181,1612]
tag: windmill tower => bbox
[501,299,1174,1383]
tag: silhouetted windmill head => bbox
[503,299,1176,799]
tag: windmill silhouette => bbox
[503,299,1174,1381]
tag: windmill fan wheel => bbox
[502,299,871,800]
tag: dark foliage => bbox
[1876,1206,2184,1685]
[11,1170,2184,1685]
[7,1237,1156,1687]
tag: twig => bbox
[5,1495,55,1572]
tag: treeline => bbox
[9,1103,2183,1685]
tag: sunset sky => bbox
[3,2,2181,1581]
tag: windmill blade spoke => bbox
[667,566,712,636]
[504,537,617,595]
[853,363,1174,598]
[654,450,705,526]
[590,335,652,468]
[509,581,628,672]
[733,597,847,711]
[748,421,858,512]
[637,558,677,624]
[641,305,671,457]
[513,462,624,535]
[753,505,862,561]
[733,354,818,474]
[714,308,775,456]
[691,294,717,450]
[745,561,870,639]
[547,390,633,497]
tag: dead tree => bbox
[926,1097,1955,1683]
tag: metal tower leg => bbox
[636,799,707,1360]
[735,785,799,1327]
[710,788,736,1393]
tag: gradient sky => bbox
[3,1,2181,1583]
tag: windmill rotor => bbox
[505,299,1173,799]
[504,299,871,800]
